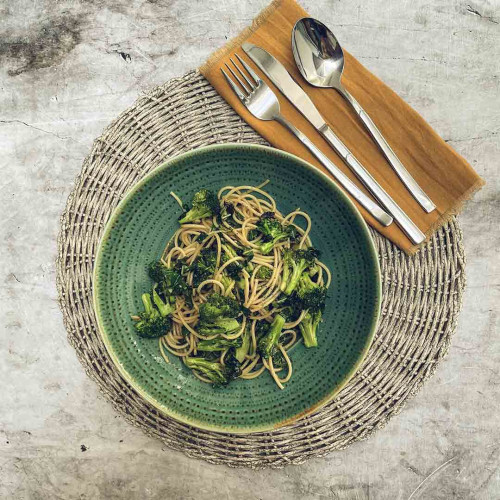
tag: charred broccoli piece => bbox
[185,349,241,385]
[198,318,240,336]
[271,348,286,369]
[296,274,327,348]
[255,212,295,254]
[257,314,286,359]
[197,337,242,352]
[197,293,241,335]
[199,293,241,321]
[190,248,218,287]
[178,189,220,224]
[255,266,272,280]
[148,261,191,304]
[218,201,237,227]
[297,274,327,313]
[184,357,228,385]
[133,292,172,338]
[281,247,320,295]
[299,311,322,348]
[235,324,251,362]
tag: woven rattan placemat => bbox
[56,70,466,468]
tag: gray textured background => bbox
[1,0,499,498]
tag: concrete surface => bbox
[1,0,499,498]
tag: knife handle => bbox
[338,86,436,213]
[320,125,426,244]
[275,115,393,227]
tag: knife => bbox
[242,42,425,245]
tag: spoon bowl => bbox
[292,17,345,89]
[292,17,436,213]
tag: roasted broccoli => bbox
[255,266,272,280]
[281,247,320,295]
[190,248,218,287]
[257,314,286,359]
[218,201,237,227]
[235,324,251,362]
[197,293,241,335]
[298,311,322,348]
[297,274,327,313]
[224,348,242,382]
[178,189,220,224]
[255,212,295,254]
[148,261,191,303]
[184,357,228,385]
[185,349,241,385]
[296,274,327,348]
[274,292,302,323]
[197,337,242,352]
[198,318,240,336]
[152,288,174,317]
[271,348,286,369]
[199,293,241,320]
[133,292,172,338]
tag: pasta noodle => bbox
[134,183,330,389]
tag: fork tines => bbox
[221,54,261,98]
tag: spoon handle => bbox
[320,126,426,245]
[274,115,393,228]
[338,86,436,214]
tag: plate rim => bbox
[93,143,381,434]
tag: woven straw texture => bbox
[57,70,466,468]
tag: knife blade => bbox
[241,42,426,245]
[242,42,326,130]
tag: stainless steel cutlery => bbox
[221,28,435,244]
[242,43,426,245]
[221,55,394,228]
[292,17,436,213]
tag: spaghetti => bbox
[133,183,331,389]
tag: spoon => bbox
[292,17,436,213]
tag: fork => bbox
[222,54,393,228]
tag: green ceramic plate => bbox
[93,144,380,434]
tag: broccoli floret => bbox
[152,288,174,317]
[190,248,218,287]
[297,274,327,313]
[185,349,241,385]
[235,324,251,362]
[198,318,241,336]
[255,212,295,254]
[148,261,191,303]
[255,319,270,340]
[221,245,243,280]
[298,311,321,348]
[282,247,321,295]
[256,266,272,280]
[247,229,260,241]
[257,314,286,359]
[271,348,286,369]
[197,337,242,352]
[218,201,237,227]
[224,349,242,381]
[178,189,220,224]
[133,293,172,338]
[184,357,228,385]
[198,293,241,335]
[274,292,302,323]
[199,293,240,321]
[296,274,327,348]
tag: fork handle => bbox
[338,86,435,213]
[275,115,393,228]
